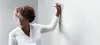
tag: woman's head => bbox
[14,5,35,27]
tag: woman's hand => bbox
[56,3,61,17]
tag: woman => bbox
[9,3,61,45]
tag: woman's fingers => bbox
[56,3,62,17]
[56,3,61,9]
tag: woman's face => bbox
[15,13,29,27]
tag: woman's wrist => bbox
[56,11,61,17]
[56,12,59,17]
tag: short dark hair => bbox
[14,5,35,23]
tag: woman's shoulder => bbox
[9,27,19,37]
[30,23,41,28]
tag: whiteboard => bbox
[59,0,100,45]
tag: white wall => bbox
[60,0,100,45]
[0,0,38,45]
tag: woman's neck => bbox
[21,24,30,31]
[21,24,30,37]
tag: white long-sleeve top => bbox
[9,16,59,45]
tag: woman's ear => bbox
[14,8,18,16]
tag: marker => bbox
[52,3,64,9]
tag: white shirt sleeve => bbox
[38,16,59,33]
[9,32,18,45]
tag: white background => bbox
[60,0,100,45]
